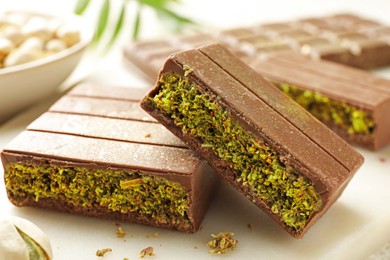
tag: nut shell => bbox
[0,216,53,260]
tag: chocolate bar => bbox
[1,84,217,233]
[140,44,364,238]
[123,14,390,150]
[124,13,390,78]
[250,51,390,150]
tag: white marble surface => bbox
[1,0,390,259]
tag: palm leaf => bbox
[74,0,90,15]
[107,1,126,47]
[75,0,197,50]
[92,0,110,44]
[132,5,142,40]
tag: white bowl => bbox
[0,11,93,123]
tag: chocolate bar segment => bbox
[250,51,390,150]
[1,84,217,233]
[141,44,364,238]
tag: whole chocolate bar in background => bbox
[124,12,390,79]
[141,43,364,238]
[123,13,390,150]
[1,84,218,233]
[250,52,390,150]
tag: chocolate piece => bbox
[1,84,217,233]
[292,37,361,65]
[238,35,291,55]
[250,51,390,150]
[140,44,364,238]
[218,27,257,46]
[294,18,338,34]
[273,29,314,44]
[323,13,382,30]
[256,22,296,36]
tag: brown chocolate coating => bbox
[141,44,364,238]
[1,84,218,233]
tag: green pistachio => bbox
[207,232,237,254]
[277,83,375,135]
[5,165,190,227]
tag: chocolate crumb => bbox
[139,246,154,258]
[207,232,237,254]
[146,232,159,239]
[96,248,112,257]
[116,226,126,238]
[145,133,152,138]
[379,157,386,163]
[247,224,252,230]
[114,223,126,238]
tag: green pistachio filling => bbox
[149,73,322,233]
[5,163,190,227]
[276,83,375,135]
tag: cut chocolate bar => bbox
[140,44,364,238]
[1,84,217,233]
[250,51,390,150]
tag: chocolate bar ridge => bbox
[1,84,217,233]
[141,44,364,238]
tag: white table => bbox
[2,0,390,259]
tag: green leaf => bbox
[93,0,110,44]
[138,0,195,28]
[132,5,142,40]
[138,0,178,7]
[77,0,197,53]
[107,1,126,48]
[74,0,90,15]
[155,6,194,25]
